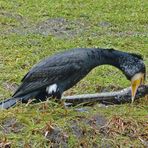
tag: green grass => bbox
[0,0,148,147]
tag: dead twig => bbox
[62,85,148,105]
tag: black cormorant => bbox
[0,48,146,109]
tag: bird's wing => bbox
[13,62,82,97]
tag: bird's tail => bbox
[0,98,21,110]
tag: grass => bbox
[0,0,148,147]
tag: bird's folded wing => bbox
[13,63,81,97]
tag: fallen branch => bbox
[62,85,148,105]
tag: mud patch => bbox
[0,11,23,21]
[0,11,28,34]
[2,11,147,38]
[1,13,89,38]
[43,123,68,148]
[33,18,87,38]
[41,114,108,147]
[70,114,108,146]
[71,114,107,137]
[98,21,112,27]
[85,114,107,128]
[0,117,24,134]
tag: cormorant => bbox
[0,48,146,109]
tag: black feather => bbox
[129,53,143,60]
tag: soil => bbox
[0,117,24,134]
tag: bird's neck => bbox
[87,48,144,81]
[92,48,121,69]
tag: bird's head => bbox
[118,52,146,102]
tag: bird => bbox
[0,48,146,109]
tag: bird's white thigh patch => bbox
[46,84,58,94]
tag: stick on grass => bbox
[62,85,148,105]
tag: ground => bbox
[0,0,148,147]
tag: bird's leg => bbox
[52,88,62,100]
[35,90,50,102]
[55,89,62,100]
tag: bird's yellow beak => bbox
[131,73,145,103]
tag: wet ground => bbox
[0,114,108,147]
[1,11,147,39]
